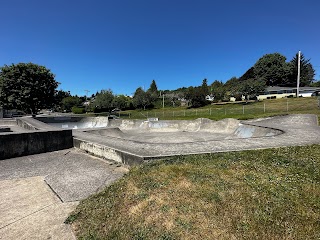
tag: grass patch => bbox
[119,97,320,122]
[68,145,320,239]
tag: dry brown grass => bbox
[67,145,320,239]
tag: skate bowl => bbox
[6,114,320,165]
[82,118,282,143]
[36,116,283,142]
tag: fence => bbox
[118,98,319,120]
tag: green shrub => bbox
[71,106,85,114]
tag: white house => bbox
[256,86,320,100]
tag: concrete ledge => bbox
[16,118,39,130]
[73,138,144,166]
[0,130,73,160]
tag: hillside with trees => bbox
[0,52,317,114]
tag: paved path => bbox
[0,149,128,239]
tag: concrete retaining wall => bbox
[73,138,144,166]
[0,119,17,126]
[0,130,73,160]
[16,118,39,130]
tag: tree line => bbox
[0,52,317,114]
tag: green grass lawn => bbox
[67,145,320,240]
[117,97,320,121]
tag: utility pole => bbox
[162,94,165,108]
[84,90,90,99]
[296,50,301,98]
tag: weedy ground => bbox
[67,145,320,240]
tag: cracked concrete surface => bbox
[0,149,128,239]
[1,114,320,239]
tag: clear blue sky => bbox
[1,0,319,96]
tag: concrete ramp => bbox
[85,128,126,138]
[36,116,109,129]
[107,118,241,133]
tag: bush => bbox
[71,107,85,114]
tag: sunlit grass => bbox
[118,97,320,121]
[67,145,320,240]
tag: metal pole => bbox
[287,100,289,112]
[84,90,90,100]
[242,105,244,114]
[296,50,301,97]
[264,103,266,113]
[163,94,165,108]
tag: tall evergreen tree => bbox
[148,80,158,94]
[287,53,315,87]
[147,79,159,105]
[201,78,209,96]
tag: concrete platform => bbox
[0,119,31,133]
[0,176,77,240]
[0,149,128,239]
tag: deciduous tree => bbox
[0,63,58,113]
[93,89,115,112]
[185,86,208,108]
[133,87,151,110]
[253,53,290,86]
[238,79,266,101]
[112,95,132,110]
[61,96,82,112]
[210,80,225,101]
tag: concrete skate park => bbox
[1,114,320,165]
[1,114,320,238]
